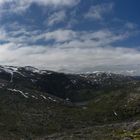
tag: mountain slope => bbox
[0,65,140,139]
[0,65,137,102]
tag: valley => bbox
[0,65,140,139]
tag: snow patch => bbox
[48,97,56,102]
[40,95,47,99]
[31,95,38,99]
[8,88,29,98]
[113,111,118,117]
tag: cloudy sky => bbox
[0,0,140,74]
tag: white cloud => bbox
[35,29,129,47]
[0,0,80,11]
[40,29,77,42]
[46,10,66,26]
[1,42,140,73]
[85,3,114,20]
[125,22,137,30]
[9,28,129,47]
[0,28,7,40]
[0,25,140,73]
[0,1,81,24]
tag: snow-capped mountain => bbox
[0,65,137,102]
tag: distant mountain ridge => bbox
[0,65,136,102]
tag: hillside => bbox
[0,65,140,139]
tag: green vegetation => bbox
[0,69,140,139]
[0,81,140,139]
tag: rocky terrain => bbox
[0,65,140,139]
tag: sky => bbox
[0,0,140,74]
